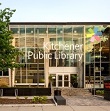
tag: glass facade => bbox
[0,70,9,76]
[85,25,110,88]
[10,25,45,85]
[9,23,110,88]
[49,25,84,67]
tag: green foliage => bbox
[32,96,47,103]
[39,78,45,83]
[42,96,47,102]
[32,96,38,103]
[71,75,78,83]
[96,90,104,96]
[48,75,53,82]
[39,96,47,103]
[0,3,22,71]
[16,96,19,100]
[24,96,28,99]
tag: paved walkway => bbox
[1,91,110,111]
[0,106,110,111]
[66,95,110,106]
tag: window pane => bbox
[15,38,19,47]
[36,28,47,34]
[20,28,25,34]
[0,71,2,76]
[26,37,34,47]
[26,28,34,34]
[48,28,56,34]
[3,70,9,76]
[49,50,56,66]
[11,28,19,34]
[58,75,62,80]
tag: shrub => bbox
[42,96,47,103]
[96,90,104,96]
[32,96,47,103]
[100,90,104,95]
[96,90,101,95]
[24,96,28,99]
[38,96,43,103]
[32,96,39,103]
[42,96,47,101]
[38,96,47,103]
[16,96,19,100]
[32,98,36,103]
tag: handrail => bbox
[0,89,3,96]
[15,89,18,96]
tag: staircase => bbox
[52,88,92,97]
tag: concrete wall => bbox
[49,67,78,74]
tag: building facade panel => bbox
[5,22,110,88]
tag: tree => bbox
[0,3,22,71]
[0,3,22,87]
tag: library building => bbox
[0,22,110,88]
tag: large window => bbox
[0,70,9,76]
[12,25,45,85]
[49,25,84,67]
[85,25,109,88]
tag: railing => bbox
[0,88,51,96]
[15,89,18,96]
[0,89,3,96]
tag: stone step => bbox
[51,88,92,96]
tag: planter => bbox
[0,88,51,96]
[54,89,61,96]
[73,83,78,88]
[104,76,110,100]
[0,98,54,104]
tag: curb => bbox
[0,104,55,107]
[0,98,56,107]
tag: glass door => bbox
[64,75,69,87]
[58,75,62,87]
[57,74,70,87]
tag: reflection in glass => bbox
[49,50,56,67]
[11,28,19,34]
[26,37,34,47]
[48,28,56,34]
[26,28,34,35]
[37,28,47,34]
[20,28,25,35]
[15,38,19,47]
[20,37,25,47]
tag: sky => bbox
[0,0,110,22]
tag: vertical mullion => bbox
[93,43,95,95]
[100,41,101,87]
[37,29,39,87]
[83,25,86,88]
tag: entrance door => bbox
[58,75,62,87]
[57,74,70,87]
[64,75,69,87]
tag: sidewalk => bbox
[0,106,110,111]
[0,89,110,111]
